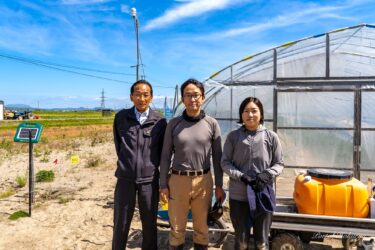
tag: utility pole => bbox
[131,8,140,81]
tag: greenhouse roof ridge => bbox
[208,23,375,81]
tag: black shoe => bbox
[193,243,208,250]
[169,244,184,250]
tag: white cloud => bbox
[193,3,357,40]
[0,25,52,55]
[144,0,247,31]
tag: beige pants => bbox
[168,172,213,246]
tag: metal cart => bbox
[271,198,375,250]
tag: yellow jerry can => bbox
[294,169,369,218]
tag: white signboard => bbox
[0,101,3,121]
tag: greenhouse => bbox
[175,24,375,196]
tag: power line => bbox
[0,53,134,75]
[0,54,132,84]
[0,53,175,89]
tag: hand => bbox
[159,188,169,204]
[215,186,225,203]
[240,174,255,185]
[257,171,273,184]
[253,171,273,192]
[252,179,266,192]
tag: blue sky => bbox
[1,0,375,109]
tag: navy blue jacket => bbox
[113,107,167,183]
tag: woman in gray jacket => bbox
[221,97,284,250]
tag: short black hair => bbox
[130,79,153,95]
[180,78,205,97]
[238,97,264,124]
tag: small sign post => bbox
[14,122,43,217]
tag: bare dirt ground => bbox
[0,131,358,249]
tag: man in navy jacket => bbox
[112,80,167,250]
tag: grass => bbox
[0,187,16,199]
[86,155,103,168]
[0,110,114,131]
[34,110,112,119]
[34,148,42,158]
[8,210,29,220]
[90,133,111,146]
[15,175,27,188]
[58,195,74,204]
[39,188,55,200]
[40,150,52,163]
[36,170,55,182]
[0,138,13,151]
[0,118,114,131]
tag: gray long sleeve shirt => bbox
[159,115,223,189]
[221,126,284,201]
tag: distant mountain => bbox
[47,107,93,111]
[5,105,101,111]
[5,104,33,110]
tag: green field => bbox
[0,110,115,130]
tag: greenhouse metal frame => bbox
[175,24,375,182]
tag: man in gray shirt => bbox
[159,79,224,250]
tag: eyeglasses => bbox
[183,93,202,100]
[133,93,152,99]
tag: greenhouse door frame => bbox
[274,86,363,179]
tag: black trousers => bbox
[229,199,273,250]
[112,179,159,250]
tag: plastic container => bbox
[160,200,168,210]
[294,169,369,218]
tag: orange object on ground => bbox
[294,169,369,218]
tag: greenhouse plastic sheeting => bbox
[173,25,375,195]
[276,34,326,78]
[362,92,375,128]
[208,24,375,82]
[277,92,354,128]
[278,129,353,169]
[330,27,375,77]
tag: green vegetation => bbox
[0,138,13,151]
[15,175,27,188]
[40,150,52,163]
[34,110,112,119]
[34,148,42,158]
[9,210,29,220]
[0,110,114,130]
[36,170,55,182]
[0,187,16,199]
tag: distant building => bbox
[0,100,4,120]
[102,109,112,117]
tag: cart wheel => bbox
[208,218,228,248]
[342,237,360,250]
[272,233,304,250]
